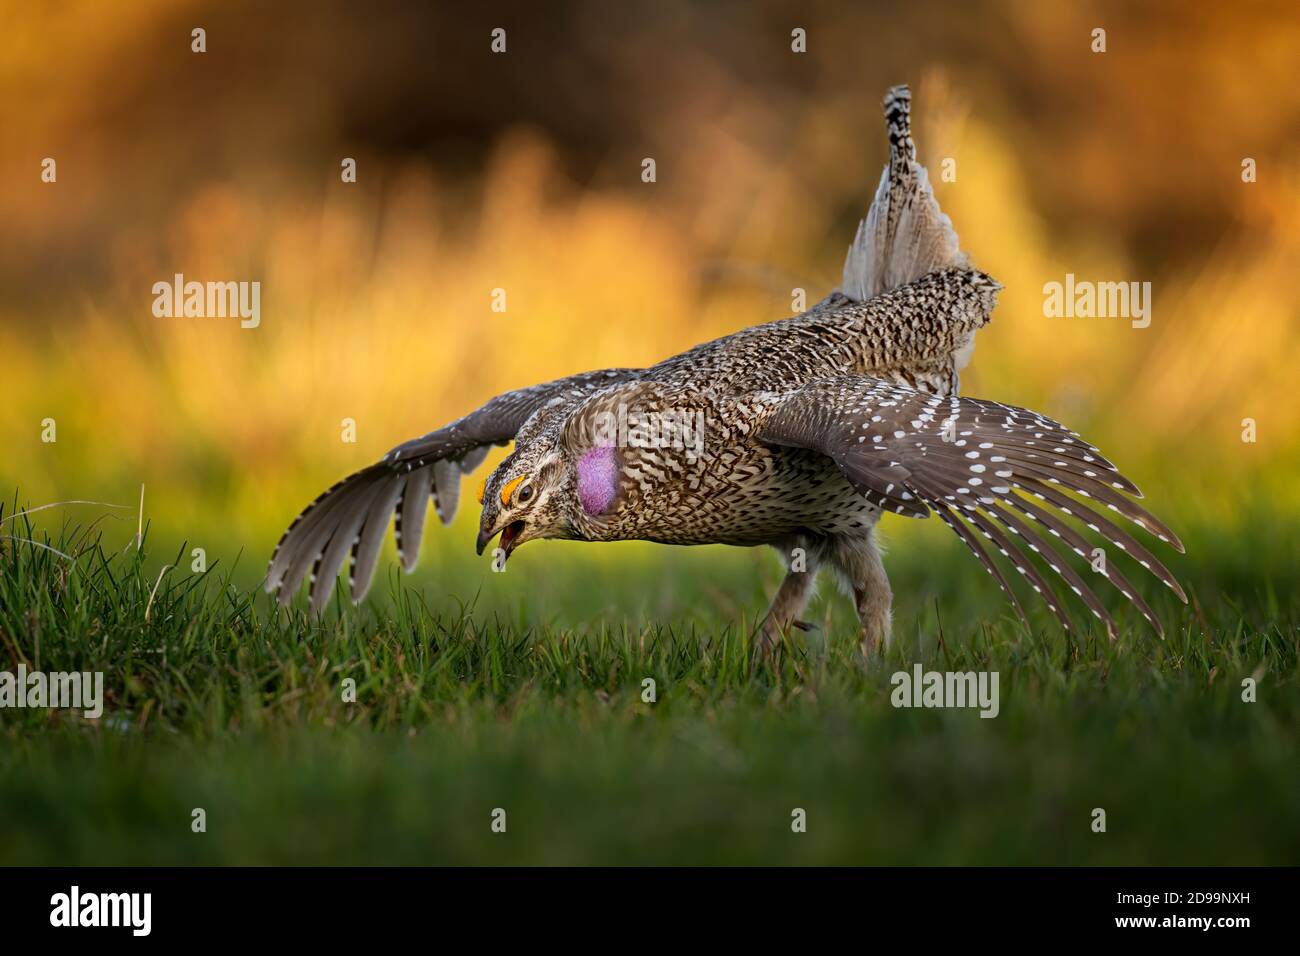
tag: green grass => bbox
[0,500,1297,865]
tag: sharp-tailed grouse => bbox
[267,85,1187,652]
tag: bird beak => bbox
[476,519,527,559]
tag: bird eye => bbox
[516,484,534,505]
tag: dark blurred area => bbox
[3,0,1297,305]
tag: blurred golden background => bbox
[2,0,1297,606]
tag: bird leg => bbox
[832,531,893,655]
[755,541,820,654]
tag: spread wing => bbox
[758,376,1187,637]
[266,368,641,613]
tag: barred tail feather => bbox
[842,84,967,302]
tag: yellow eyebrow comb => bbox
[500,474,525,507]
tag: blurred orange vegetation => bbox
[1,1,1297,569]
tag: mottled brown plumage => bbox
[267,85,1186,650]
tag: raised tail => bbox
[841,84,968,302]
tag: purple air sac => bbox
[577,445,618,516]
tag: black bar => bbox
[0,867,1289,942]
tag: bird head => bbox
[475,442,576,563]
